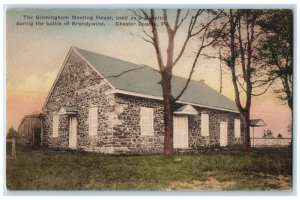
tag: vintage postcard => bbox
[6,7,293,192]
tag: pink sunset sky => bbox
[6,8,292,138]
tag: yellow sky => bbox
[6,8,292,138]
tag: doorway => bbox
[33,128,41,147]
[173,116,189,148]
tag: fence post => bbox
[12,139,16,158]
[7,139,17,159]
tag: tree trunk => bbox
[241,110,251,151]
[161,69,174,156]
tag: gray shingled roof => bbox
[74,47,239,113]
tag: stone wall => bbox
[49,114,69,149]
[112,94,243,154]
[189,108,243,150]
[251,138,291,147]
[113,94,165,154]
[43,49,115,153]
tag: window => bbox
[234,119,241,138]
[52,114,59,137]
[201,114,209,136]
[89,107,98,136]
[140,107,154,136]
[220,121,228,146]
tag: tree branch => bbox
[163,9,174,34]
[173,10,227,101]
[104,66,146,79]
[172,10,202,67]
[251,79,275,96]
[148,9,165,70]
[174,10,189,32]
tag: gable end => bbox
[42,47,115,110]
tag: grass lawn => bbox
[6,145,292,191]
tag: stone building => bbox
[42,47,244,154]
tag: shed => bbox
[18,113,44,147]
[250,119,266,147]
[250,119,266,127]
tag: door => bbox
[173,116,189,148]
[69,117,77,149]
[33,128,41,147]
[220,121,228,147]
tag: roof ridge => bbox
[73,46,145,70]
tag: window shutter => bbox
[140,107,154,136]
[201,114,209,136]
[147,108,154,134]
[53,114,59,137]
[140,108,146,135]
[234,119,241,138]
[89,107,98,136]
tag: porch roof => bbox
[58,106,77,115]
[250,119,266,127]
[174,105,198,115]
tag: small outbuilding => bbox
[250,119,266,147]
[18,113,44,147]
[250,119,266,127]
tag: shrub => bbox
[7,126,20,140]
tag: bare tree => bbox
[131,9,225,155]
[208,10,274,150]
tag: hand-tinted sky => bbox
[6,8,292,137]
